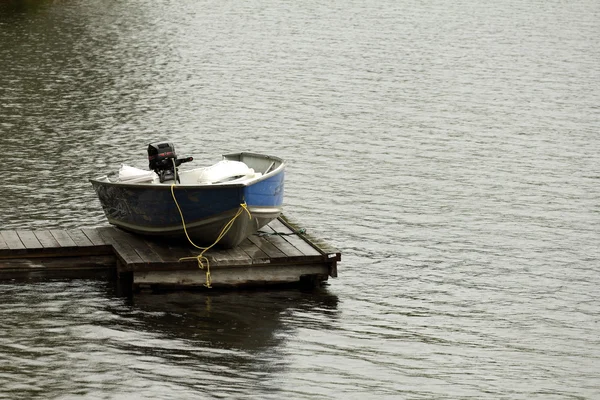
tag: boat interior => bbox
[102,152,284,186]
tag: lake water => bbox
[1,0,599,398]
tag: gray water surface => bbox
[1,0,599,398]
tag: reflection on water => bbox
[130,288,339,351]
[0,0,53,14]
[0,280,339,399]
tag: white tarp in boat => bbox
[116,161,260,185]
[118,164,157,183]
[196,160,257,184]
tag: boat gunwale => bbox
[89,152,286,189]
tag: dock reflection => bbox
[127,288,340,352]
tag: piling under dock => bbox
[0,216,340,290]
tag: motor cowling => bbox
[147,142,193,183]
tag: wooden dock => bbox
[0,216,340,291]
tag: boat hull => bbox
[90,154,285,249]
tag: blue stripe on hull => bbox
[244,170,284,207]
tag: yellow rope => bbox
[170,184,252,288]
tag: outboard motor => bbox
[147,142,193,183]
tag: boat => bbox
[90,142,285,249]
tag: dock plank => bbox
[238,238,270,263]
[17,231,43,249]
[97,227,143,265]
[81,228,109,246]
[34,231,60,248]
[144,238,199,264]
[66,229,94,247]
[0,231,25,250]
[225,246,253,265]
[206,247,239,266]
[268,219,322,257]
[281,215,341,261]
[247,234,287,260]
[50,230,77,248]
[262,235,303,259]
[257,225,307,259]
[0,234,8,250]
[106,228,162,264]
